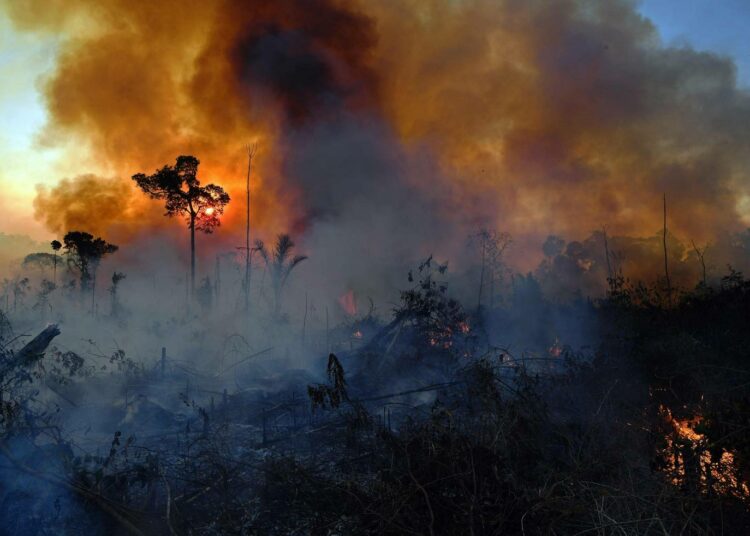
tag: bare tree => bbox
[602,226,612,283]
[51,240,62,285]
[663,193,671,303]
[691,239,708,287]
[255,234,307,319]
[132,156,230,294]
[244,144,257,313]
[470,229,512,310]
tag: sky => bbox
[0,16,60,239]
[0,0,749,241]
[639,0,750,87]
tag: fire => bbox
[338,290,357,316]
[660,405,749,498]
[204,207,215,216]
[428,337,452,349]
[548,337,562,357]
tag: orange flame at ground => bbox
[660,405,749,499]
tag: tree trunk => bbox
[245,153,251,313]
[91,269,96,316]
[190,214,196,296]
[477,240,486,311]
[273,284,281,319]
[663,193,671,304]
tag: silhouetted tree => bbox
[33,280,55,320]
[470,229,512,310]
[244,144,257,313]
[132,155,230,294]
[542,235,565,258]
[690,239,708,287]
[51,240,62,284]
[22,253,57,274]
[196,276,213,313]
[10,277,30,312]
[62,231,118,312]
[109,271,126,318]
[255,234,307,318]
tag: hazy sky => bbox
[0,1,748,240]
[0,16,60,238]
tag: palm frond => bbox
[254,239,269,265]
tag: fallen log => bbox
[2,324,61,376]
[17,324,61,359]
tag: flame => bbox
[338,289,357,316]
[548,337,563,357]
[659,405,749,498]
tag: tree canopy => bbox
[132,155,230,233]
[62,231,118,291]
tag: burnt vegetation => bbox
[2,153,750,534]
[2,227,750,535]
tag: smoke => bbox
[3,0,750,293]
[229,0,379,124]
[33,174,135,237]
[369,0,750,244]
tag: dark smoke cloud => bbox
[230,0,378,124]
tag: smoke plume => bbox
[3,0,750,289]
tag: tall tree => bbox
[132,155,230,293]
[109,271,126,318]
[663,193,671,305]
[62,231,118,312]
[255,234,307,319]
[470,229,512,310]
[244,144,257,313]
[51,240,62,285]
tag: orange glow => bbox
[3,0,750,270]
[659,405,749,499]
[338,290,357,316]
[548,337,562,357]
